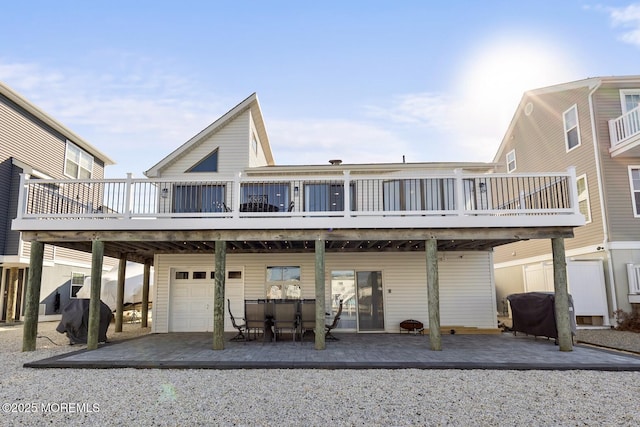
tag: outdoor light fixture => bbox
[161,188,169,199]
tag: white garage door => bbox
[169,268,244,332]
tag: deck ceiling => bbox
[22,227,574,264]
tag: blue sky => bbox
[1,1,640,178]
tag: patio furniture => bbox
[325,299,343,341]
[273,300,298,341]
[227,299,247,342]
[298,299,316,341]
[245,300,267,340]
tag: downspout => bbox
[588,81,618,322]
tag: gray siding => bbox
[494,86,604,264]
[593,83,640,241]
[3,163,21,255]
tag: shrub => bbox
[612,309,640,332]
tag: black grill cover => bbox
[507,292,575,339]
[56,299,113,344]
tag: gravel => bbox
[1,321,639,426]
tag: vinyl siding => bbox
[153,251,496,333]
[248,112,269,168]
[159,111,251,180]
[593,83,640,241]
[1,92,106,258]
[494,86,603,264]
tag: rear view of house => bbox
[14,93,584,351]
[493,76,640,326]
[0,82,115,323]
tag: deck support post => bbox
[5,267,19,325]
[141,261,151,328]
[213,240,226,350]
[315,238,326,350]
[87,240,104,350]
[114,255,127,332]
[552,237,573,351]
[426,238,441,351]
[22,241,44,351]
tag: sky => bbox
[1,1,640,178]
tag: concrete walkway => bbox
[25,331,640,370]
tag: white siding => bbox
[160,111,251,180]
[154,251,496,333]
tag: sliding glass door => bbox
[356,271,384,331]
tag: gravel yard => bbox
[1,321,639,426]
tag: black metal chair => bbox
[325,299,343,341]
[227,299,247,342]
[273,299,298,341]
[245,300,267,340]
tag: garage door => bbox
[169,268,244,332]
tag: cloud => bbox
[365,93,454,129]
[268,118,417,165]
[0,56,227,176]
[609,3,640,47]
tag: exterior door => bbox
[356,271,384,331]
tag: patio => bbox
[25,331,640,370]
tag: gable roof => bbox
[492,75,640,162]
[0,81,115,165]
[145,93,274,177]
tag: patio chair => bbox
[273,300,298,341]
[325,299,343,341]
[227,299,247,342]
[299,299,316,341]
[245,300,266,340]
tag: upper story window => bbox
[187,149,218,173]
[64,141,93,179]
[506,149,517,173]
[563,105,581,152]
[251,135,258,155]
[576,174,591,224]
[628,167,640,217]
[620,89,640,114]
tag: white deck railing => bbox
[13,168,583,231]
[609,105,640,149]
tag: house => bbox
[0,81,116,323]
[492,76,640,327]
[13,93,584,351]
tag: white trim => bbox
[563,104,581,152]
[620,89,640,114]
[506,149,516,173]
[494,245,604,269]
[576,174,592,224]
[627,165,640,217]
[607,241,640,250]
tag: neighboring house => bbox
[0,81,116,322]
[12,93,584,341]
[492,76,640,327]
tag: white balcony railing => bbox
[13,169,583,231]
[609,105,640,149]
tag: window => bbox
[629,167,640,217]
[576,175,591,223]
[506,150,517,173]
[187,149,218,173]
[64,141,93,179]
[193,272,207,279]
[70,272,85,298]
[251,135,258,154]
[241,183,290,212]
[620,89,640,114]
[383,179,455,211]
[174,184,226,212]
[304,183,356,211]
[175,271,189,280]
[563,105,581,151]
[266,266,301,299]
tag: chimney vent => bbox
[329,159,342,165]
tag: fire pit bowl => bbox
[400,319,424,335]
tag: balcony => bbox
[13,168,584,233]
[609,105,640,157]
